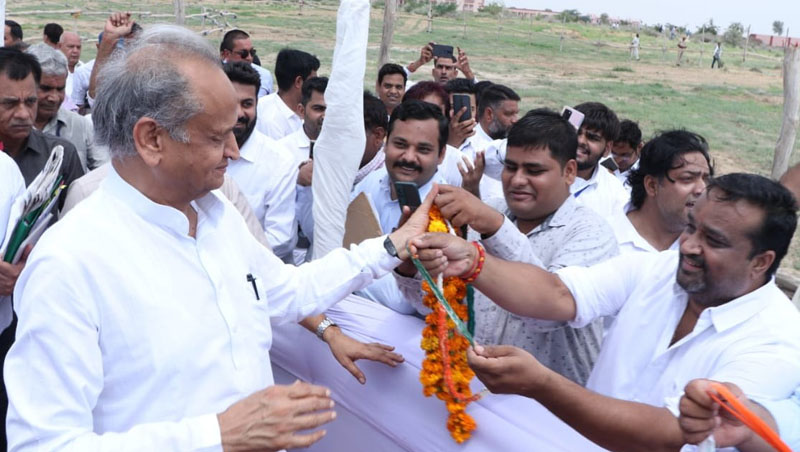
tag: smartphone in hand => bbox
[432,44,454,60]
[452,94,472,122]
[561,106,585,131]
[394,181,422,212]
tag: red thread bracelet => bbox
[461,241,485,283]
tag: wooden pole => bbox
[743,25,750,62]
[426,0,432,33]
[463,10,467,39]
[378,0,397,67]
[559,14,565,52]
[173,0,185,25]
[771,46,800,179]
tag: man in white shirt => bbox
[0,151,25,313]
[352,100,448,314]
[278,76,328,253]
[608,119,643,187]
[475,83,520,145]
[376,63,406,116]
[219,29,274,98]
[26,43,107,171]
[5,24,432,451]
[570,102,629,221]
[412,172,800,451]
[223,62,298,261]
[58,31,82,103]
[256,48,319,141]
[611,130,712,254]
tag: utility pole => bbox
[173,0,185,25]
[771,46,800,179]
[378,0,397,67]
[743,24,750,62]
[427,0,432,33]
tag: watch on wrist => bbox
[316,317,337,340]
[384,236,400,258]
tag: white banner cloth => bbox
[271,295,607,451]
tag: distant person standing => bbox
[676,36,688,66]
[711,42,722,68]
[629,33,640,61]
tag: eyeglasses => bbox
[234,48,257,59]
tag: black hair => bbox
[616,119,642,149]
[707,173,798,277]
[222,61,261,97]
[388,100,449,153]
[444,77,475,95]
[43,23,63,44]
[220,29,249,52]
[477,84,521,118]
[574,101,620,142]
[0,47,41,84]
[433,55,457,64]
[5,20,22,41]
[377,63,407,85]
[274,48,320,92]
[300,76,328,106]
[363,90,388,133]
[628,130,714,209]
[507,108,577,168]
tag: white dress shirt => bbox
[0,152,25,333]
[5,166,400,451]
[39,108,107,171]
[351,167,445,314]
[251,63,274,98]
[570,165,629,222]
[69,59,94,108]
[556,251,800,413]
[755,388,800,450]
[255,92,303,141]
[227,130,298,260]
[607,204,679,255]
[438,131,504,200]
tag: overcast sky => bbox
[502,0,798,36]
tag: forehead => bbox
[0,72,37,92]
[497,99,519,112]
[230,80,257,100]
[381,73,405,85]
[693,191,764,239]
[506,144,559,165]
[231,37,252,50]
[61,33,81,45]
[389,118,439,143]
[184,61,238,128]
[671,151,710,173]
[436,58,456,68]
[612,141,635,152]
[307,89,326,105]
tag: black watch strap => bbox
[383,236,399,258]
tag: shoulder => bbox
[353,167,387,196]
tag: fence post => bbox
[743,24,750,62]
[378,0,397,67]
[771,46,800,179]
[173,0,185,25]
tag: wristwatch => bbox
[384,236,399,258]
[316,317,338,340]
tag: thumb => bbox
[475,151,486,171]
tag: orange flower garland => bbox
[419,205,478,443]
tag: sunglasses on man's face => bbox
[234,48,257,58]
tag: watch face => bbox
[384,236,398,257]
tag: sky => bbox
[501,0,799,36]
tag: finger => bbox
[291,394,336,415]
[457,162,467,178]
[340,356,366,384]
[475,151,486,171]
[477,344,518,358]
[290,409,337,431]
[286,381,331,399]
[18,244,32,264]
[284,429,328,449]
[414,184,438,216]
[410,231,460,252]
[678,414,717,435]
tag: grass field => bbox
[8,0,800,274]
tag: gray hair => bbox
[93,24,221,159]
[25,43,68,77]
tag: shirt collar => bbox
[504,194,576,236]
[102,164,225,238]
[238,129,270,163]
[276,93,302,121]
[23,129,51,157]
[475,123,492,144]
[703,279,780,333]
[379,169,442,200]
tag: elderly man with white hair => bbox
[4,10,432,452]
[26,43,107,170]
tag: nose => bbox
[576,131,587,147]
[693,176,708,196]
[679,227,701,256]
[13,102,34,121]
[224,131,240,161]
[509,167,526,187]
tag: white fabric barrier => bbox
[271,295,607,451]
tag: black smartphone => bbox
[394,181,421,212]
[309,140,315,159]
[600,156,619,172]
[431,44,454,60]
[452,94,471,122]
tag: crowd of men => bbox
[1,10,799,451]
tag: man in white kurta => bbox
[4,21,428,451]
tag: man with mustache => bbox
[610,130,712,254]
[412,173,800,451]
[570,102,629,222]
[350,100,448,314]
[26,43,106,171]
[223,61,298,261]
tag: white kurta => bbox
[0,151,25,333]
[5,166,400,451]
[255,92,303,142]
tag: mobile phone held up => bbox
[452,94,472,123]
[600,156,619,172]
[561,106,585,131]
[431,44,454,60]
[394,181,422,212]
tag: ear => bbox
[643,174,658,197]
[603,139,613,157]
[749,250,775,282]
[636,141,644,153]
[373,126,386,143]
[563,159,577,186]
[220,50,229,60]
[294,75,304,91]
[297,103,306,118]
[132,117,166,168]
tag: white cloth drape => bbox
[311,0,369,259]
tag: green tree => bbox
[723,22,744,46]
[432,2,457,17]
[478,1,503,16]
[773,20,784,35]
[599,13,609,25]
[696,19,719,36]
[556,9,580,23]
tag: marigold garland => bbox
[419,205,478,443]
